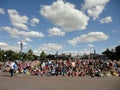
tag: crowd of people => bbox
[0,59,120,77]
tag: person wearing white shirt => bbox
[10,62,15,77]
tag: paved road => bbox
[0,72,120,90]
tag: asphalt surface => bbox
[0,72,120,90]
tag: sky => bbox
[0,0,120,56]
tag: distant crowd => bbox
[0,59,120,77]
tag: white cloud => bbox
[33,50,49,56]
[2,26,44,38]
[62,50,78,56]
[24,37,32,42]
[0,41,20,51]
[82,0,110,20]
[64,49,94,56]
[39,43,63,51]
[68,39,78,46]
[63,49,93,56]
[8,9,29,30]
[68,32,109,46]
[48,27,65,36]
[80,48,93,55]
[30,18,39,26]
[100,16,112,23]
[40,0,89,32]
[0,42,9,47]
[88,44,94,48]
[34,50,52,56]
[33,50,40,56]
[0,8,5,14]
[87,5,104,20]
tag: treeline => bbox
[0,49,38,62]
[0,45,120,62]
[0,48,72,62]
[102,45,120,60]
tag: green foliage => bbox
[0,49,4,61]
[0,49,21,61]
[27,49,34,60]
[0,48,38,62]
[40,51,47,61]
[102,45,120,60]
[115,45,120,60]
[0,45,119,62]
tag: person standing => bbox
[10,61,15,77]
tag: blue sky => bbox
[0,0,120,56]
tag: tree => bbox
[115,45,120,60]
[40,51,47,61]
[47,54,55,60]
[102,45,120,60]
[11,52,21,60]
[5,50,15,61]
[0,49,4,62]
[27,49,34,60]
[102,48,112,59]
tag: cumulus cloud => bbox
[80,48,93,55]
[0,42,9,47]
[63,49,93,56]
[2,26,44,38]
[0,8,5,14]
[40,0,89,32]
[82,0,110,20]
[33,50,41,56]
[87,5,104,20]
[8,9,29,30]
[30,18,39,26]
[100,16,112,23]
[64,49,94,56]
[62,50,78,56]
[24,37,32,42]
[68,32,109,46]
[47,27,65,36]
[88,44,94,48]
[0,41,20,51]
[39,43,63,51]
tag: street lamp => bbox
[3,54,6,62]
